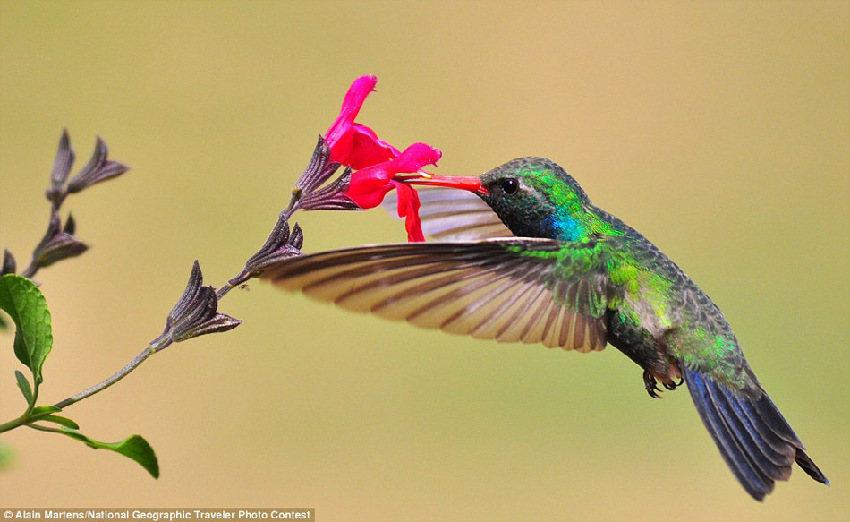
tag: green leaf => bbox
[0,441,14,471]
[14,370,33,405]
[30,405,61,416]
[59,430,159,478]
[0,275,53,384]
[0,311,7,329]
[39,414,80,430]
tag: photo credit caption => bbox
[2,509,314,521]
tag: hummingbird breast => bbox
[600,223,754,391]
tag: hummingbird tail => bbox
[683,366,828,500]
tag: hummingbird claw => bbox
[642,369,663,399]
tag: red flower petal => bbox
[393,181,425,242]
[344,167,393,209]
[321,76,440,243]
[386,143,442,174]
[347,124,400,170]
[325,75,377,151]
[325,75,404,170]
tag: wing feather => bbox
[385,189,514,241]
[264,239,611,352]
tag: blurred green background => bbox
[1,1,848,520]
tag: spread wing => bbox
[385,189,514,241]
[262,238,611,352]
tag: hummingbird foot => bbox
[642,369,684,398]
[642,369,663,399]
[662,378,684,391]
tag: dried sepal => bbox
[30,214,89,270]
[299,168,360,210]
[155,261,240,350]
[179,311,242,341]
[290,222,304,250]
[163,261,205,330]
[295,135,343,197]
[2,249,15,276]
[47,129,75,206]
[244,214,303,276]
[63,213,77,235]
[66,137,130,193]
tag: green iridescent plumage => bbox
[263,157,828,500]
[483,158,748,390]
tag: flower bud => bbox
[2,249,15,276]
[30,215,89,270]
[155,261,240,350]
[66,137,130,194]
[46,129,75,207]
[245,214,304,276]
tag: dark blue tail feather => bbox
[683,366,828,500]
[726,394,789,469]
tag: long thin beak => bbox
[401,175,488,194]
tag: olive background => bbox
[1,2,847,520]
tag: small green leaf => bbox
[0,275,53,384]
[0,441,14,470]
[39,414,80,430]
[15,370,33,405]
[0,311,7,329]
[30,405,61,416]
[59,430,159,478]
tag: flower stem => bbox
[20,263,38,279]
[43,181,305,414]
[217,194,301,300]
[216,269,251,300]
[26,423,64,434]
[285,188,301,215]
[53,344,159,409]
[0,415,31,433]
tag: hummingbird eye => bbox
[500,177,519,195]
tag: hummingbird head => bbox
[477,157,593,241]
[403,157,609,242]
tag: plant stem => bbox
[46,187,304,412]
[0,415,30,433]
[26,423,64,434]
[216,196,299,300]
[20,263,38,279]
[53,344,158,409]
[216,269,251,300]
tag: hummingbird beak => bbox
[399,175,488,195]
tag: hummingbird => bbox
[263,157,828,500]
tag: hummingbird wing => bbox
[384,189,514,241]
[263,238,609,352]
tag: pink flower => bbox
[324,75,400,171]
[344,143,442,242]
[321,75,485,242]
